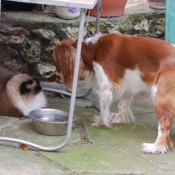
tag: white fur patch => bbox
[20,92,47,116]
[92,61,113,126]
[112,68,150,122]
[122,69,148,93]
[111,68,147,124]
[85,33,103,45]
[112,31,121,34]
[157,123,161,138]
[93,61,110,91]
[142,143,167,154]
[142,123,169,154]
[151,85,157,101]
[111,68,149,102]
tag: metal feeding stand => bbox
[0,0,101,151]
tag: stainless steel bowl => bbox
[29,108,76,136]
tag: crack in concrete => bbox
[75,122,90,144]
[40,153,77,175]
[0,118,19,131]
[79,173,116,175]
[0,143,20,150]
[145,159,175,175]
[134,111,155,115]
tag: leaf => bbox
[20,144,29,151]
[3,12,7,16]
[60,94,66,99]
[50,92,58,97]
[67,88,72,93]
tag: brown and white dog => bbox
[53,32,175,154]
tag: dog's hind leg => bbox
[143,72,174,154]
[142,105,174,154]
[111,92,134,123]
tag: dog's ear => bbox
[53,40,77,86]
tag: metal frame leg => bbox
[0,9,87,151]
[95,0,101,33]
[42,87,92,98]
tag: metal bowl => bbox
[29,108,76,136]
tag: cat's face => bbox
[5,73,46,116]
[19,75,42,96]
[8,74,42,96]
[20,76,42,95]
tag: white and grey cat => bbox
[0,66,47,117]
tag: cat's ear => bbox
[20,80,33,94]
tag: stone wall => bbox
[0,4,165,80]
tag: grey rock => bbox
[134,19,149,33]
[36,62,55,80]
[21,39,41,64]
[41,45,55,62]
[61,27,87,41]
[0,25,29,35]
[31,28,56,41]
[0,34,25,44]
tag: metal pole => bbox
[95,0,101,33]
[61,8,87,148]
[42,87,92,98]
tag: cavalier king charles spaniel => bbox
[53,32,175,154]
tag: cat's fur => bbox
[0,66,47,117]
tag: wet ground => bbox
[0,81,175,175]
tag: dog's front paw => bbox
[142,143,168,154]
[90,115,103,127]
[111,112,127,123]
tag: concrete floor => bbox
[0,81,175,175]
